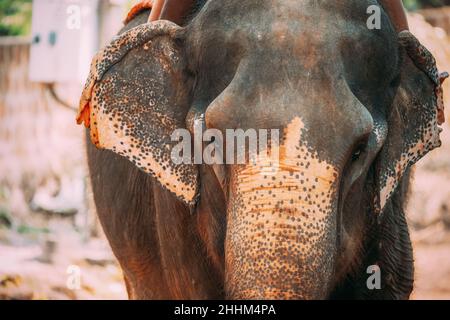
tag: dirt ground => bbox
[413,242,450,299]
[0,225,127,300]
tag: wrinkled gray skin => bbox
[85,0,443,299]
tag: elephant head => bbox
[78,0,446,299]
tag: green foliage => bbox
[0,0,32,36]
[0,208,12,229]
[404,0,450,11]
[16,224,50,235]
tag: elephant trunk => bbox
[224,118,340,299]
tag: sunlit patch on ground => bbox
[0,226,127,300]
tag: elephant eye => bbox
[351,144,366,162]
[351,149,361,162]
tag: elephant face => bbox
[78,0,446,299]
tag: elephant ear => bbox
[77,21,198,205]
[376,31,448,213]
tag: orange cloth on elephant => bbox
[125,0,153,24]
[125,0,196,25]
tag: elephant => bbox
[77,0,447,299]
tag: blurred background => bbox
[0,0,450,300]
